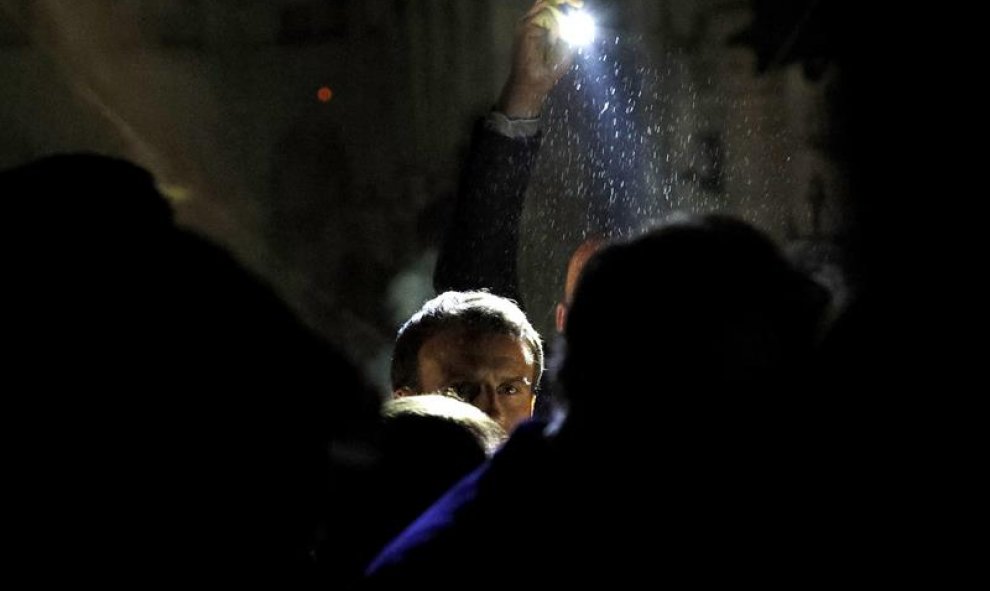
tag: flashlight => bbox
[558,9,597,47]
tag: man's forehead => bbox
[419,329,534,369]
[429,327,520,347]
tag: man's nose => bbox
[472,385,503,419]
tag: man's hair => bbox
[382,394,507,457]
[391,290,544,393]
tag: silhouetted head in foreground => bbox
[2,153,379,587]
[557,214,828,423]
[376,394,505,536]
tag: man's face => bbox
[416,329,536,433]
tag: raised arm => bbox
[433,0,578,307]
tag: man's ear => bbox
[393,387,415,399]
[555,302,568,334]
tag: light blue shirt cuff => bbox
[484,111,541,139]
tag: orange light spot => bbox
[317,86,333,102]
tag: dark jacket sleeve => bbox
[433,119,543,308]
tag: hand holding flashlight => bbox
[526,1,584,41]
[528,0,596,48]
[497,0,593,118]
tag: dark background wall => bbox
[0,0,844,392]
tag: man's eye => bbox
[451,383,481,401]
[498,384,520,396]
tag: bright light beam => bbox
[558,10,596,48]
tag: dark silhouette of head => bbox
[2,153,380,587]
[558,214,828,422]
[378,394,505,531]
